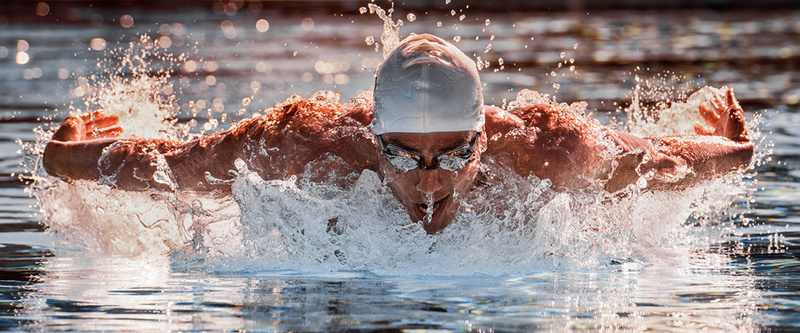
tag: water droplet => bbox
[485,19,491,26]
[558,63,562,68]
[549,71,556,76]
[569,65,575,72]
[459,14,465,21]
[234,158,247,172]
[453,36,461,42]
[553,83,560,90]
[241,97,251,106]
[406,13,416,22]
[490,34,495,41]
[451,10,456,16]
[365,36,375,45]
[437,21,442,27]
[292,51,298,56]
[484,44,492,53]
[476,56,484,70]
[359,7,367,14]
[498,57,504,65]
[560,51,566,59]
[446,0,451,3]
[570,58,575,64]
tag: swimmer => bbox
[42,34,754,234]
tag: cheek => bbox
[380,163,414,194]
[453,162,480,192]
[379,160,400,183]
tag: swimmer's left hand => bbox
[694,88,750,143]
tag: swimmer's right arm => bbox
[43,111,252,191]
[43,100,379,192]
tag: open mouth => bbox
[417,196,447,217]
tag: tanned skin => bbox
[43,88,753,233]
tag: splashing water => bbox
[626,76,716,137]
[82,35,185,139]
[367,3,403,59]
[20,27,761,276]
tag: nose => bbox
[415,169,443,197]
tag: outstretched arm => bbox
[43,98,379,192]
[483,88,754,193]
[604,88,754,192]
[43,111,246,192]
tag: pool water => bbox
[2,2,800,331]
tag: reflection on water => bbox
[19,253,762,331]
[1,1,799,331]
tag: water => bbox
[2,2,800,331]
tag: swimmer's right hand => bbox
[44,111,123,179]
[51,111,123,143]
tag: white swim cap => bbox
[371,34,484,135]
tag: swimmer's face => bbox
[378,130,483,234]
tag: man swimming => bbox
[42,34,754,234]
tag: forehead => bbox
[381,131,475,152]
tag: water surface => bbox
[1,2,799,331]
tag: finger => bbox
[709,92,723,111]
[78,110,102,122]
[52,115,84,141]
[86,125,123,139]
[86,114,120,129]
[726,88,742,111]
[97,126,123,138]
[79,110,118,123]
[698,103,720,125]
[722,88,749,142]
[694,123,714,136]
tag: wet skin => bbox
[378,131,483,234]
[43,89,754,234]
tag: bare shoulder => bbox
[511,103,599,136]
[484,103,602,150]
[253,94,373,135]
[236,94,379,177]
[483,103,607,190]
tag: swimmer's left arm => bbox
[604,88,754,192]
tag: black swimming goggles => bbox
[378,132,480,173]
